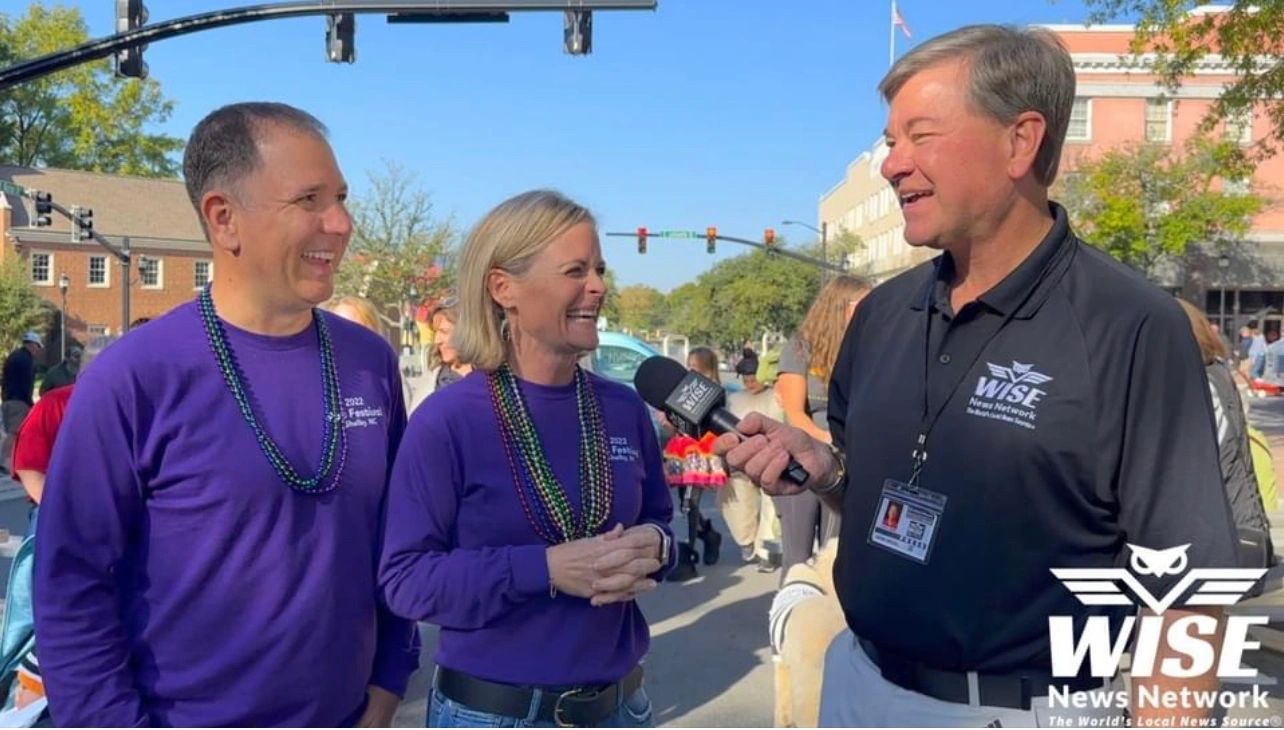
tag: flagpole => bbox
[889,0,896,68]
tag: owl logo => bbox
[1129,543,1190,577]
[1051,544,1265,614]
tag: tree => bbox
[615,284,667,335]
[601,268,620,327]
[1059,137,1263,278]
[0,3,183,175]
[335,161,456,326]
[662,249,821,352]
[1082,1,1284,155]
[0,258,50,350]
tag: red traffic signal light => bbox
[764,228,776,248]
[706,226,717,254]
[637,226,647,254]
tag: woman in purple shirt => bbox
[379,190,675,728]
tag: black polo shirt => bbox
[828,203,1238,673]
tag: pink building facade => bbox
[1050,10,1284,336]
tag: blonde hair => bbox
[797,275,872,380]
[324,295,382,335]
[454,190,597,371]
[1176,298,1228,365]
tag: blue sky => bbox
[63,0,1095,291]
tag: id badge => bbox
[867,479,947,564]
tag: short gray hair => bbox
[454,190,597,372]
[879,25,1075,185]
[182,102,329,227]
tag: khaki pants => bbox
[718,473,777,559]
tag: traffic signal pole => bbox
[0,0,656,89]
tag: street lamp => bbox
[782,219,830,277]
[58,272,70,361]
[1218,253,1231,338]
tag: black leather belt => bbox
[858,637,1102,711]
[435,665,644,727]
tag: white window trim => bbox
[1145,99,1173,144]
[30,251,53,286]
[141,257,164,290]
[1067,98,1093,142]
[193,259,214,291]
[88,255,110,288]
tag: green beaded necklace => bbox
[487,363,614,544]
[198,285,348,493]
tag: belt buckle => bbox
[552,687,600,723]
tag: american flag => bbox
[892,1,912,39]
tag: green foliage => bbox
[615,284,667,335]
[335,161,456,322]
[1060,137,1264,276]
[0,257,50,349]
[601,268,620,326]
[1082,0,1284,156]
[0,3,183,175]
[661,249,821,352]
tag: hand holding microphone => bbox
[633,357,837,496]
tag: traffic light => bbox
[73,207,94,242]
[764,228,776,248]
[115,0,149,79]
[706,226,717,254]
[637,226,647,254]
[33,191,52,227]
[564,10,592,55]
[327,13,356,63]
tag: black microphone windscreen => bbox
[634,356,688,411]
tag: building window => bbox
[88,324,109,337]
[194,260,213,290]
[30,252,52,285]
[1145,98,1172,143]
[1225,109,1253,146]
[1225,176,1251,195]
[88,255,109,287]
[140,257,163,289]
[1067,98,1092,141]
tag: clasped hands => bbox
[547,523,664,607]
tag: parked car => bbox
[582,331,664,387]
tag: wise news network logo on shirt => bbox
[966,361,1053,431]
[1044,544,1272,717]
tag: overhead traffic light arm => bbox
[0,0,656,89]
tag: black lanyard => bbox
[909,297,1016,485]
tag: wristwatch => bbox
[811,443,847,496]
[644,523,671,564]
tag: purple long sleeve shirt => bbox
[33,302,419,727]
[379,370,674,686]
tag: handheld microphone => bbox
[633,356,811,486]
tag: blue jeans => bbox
[427,685,655,728]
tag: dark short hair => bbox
[182,102,328,220]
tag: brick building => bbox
[0,166,211,362]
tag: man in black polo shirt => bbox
[717,24,1239,727]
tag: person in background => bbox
[774,275,870,574]
[2,332,42,473]
[1178,299,1273,568]
[665,347,726,579]
[327,295,384,335]
[418,295,473,403]
[379,189,672,728]
[721,355,782,572]
[38,347,81,396]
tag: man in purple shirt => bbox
[33,102,418,726]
